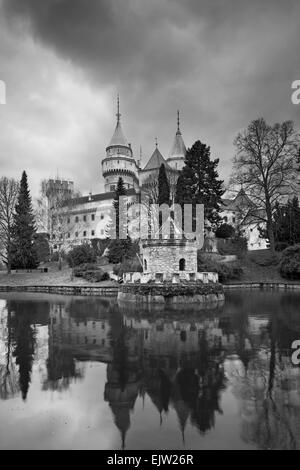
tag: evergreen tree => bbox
[158,164,170,206]
[272,197,300,248]
[11,171,38,269]
[108,177,132,263]
[175,140,224,228]
[113,177,127,239]
[8,301,36,401]
[175,172,192,205]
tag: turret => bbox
[166,111,186,171]
[102,96,139,192]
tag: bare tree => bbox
[35,179,82,270]
[231,118,300,254]
[0,177,19,273]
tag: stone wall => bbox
[142,239,197,273]
[123,271,219,284]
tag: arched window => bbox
[179,258,185,271]
[144,259,147,271]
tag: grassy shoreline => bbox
[0,266,118,288]
[0,250,299,288]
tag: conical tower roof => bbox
[167,111,186,160]
[107,95,129,148]
[143,143,172,171]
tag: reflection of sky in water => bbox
[0,290,300,450]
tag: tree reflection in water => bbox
[0,290,300,449]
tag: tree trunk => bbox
[6,251,11,274]
[58,250,62,271]
[265,196,275,255]
[268,225,276,255]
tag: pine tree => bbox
[11,171,38,269]
[108,177,132,264]
[175,140,224,228]
[113,177,126,239]
[158,164,170,206]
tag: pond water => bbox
[0,290,300,450]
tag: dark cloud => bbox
[1,0,300,194]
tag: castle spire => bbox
[116,93,121,124]
[108,95,128,148]
[166,110,186,170]
[177,110,181,134]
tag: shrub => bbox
[107,238,139,264]
[198,253,243,283]
[113,258,143,277]
[280,245,300,280]
[67,244,96,267]
[73,263,98,276]
[215,223,235,239]
[50,252,59,262]
[73,263,110,282]
[275,242,289,252]
[217,235,248,259]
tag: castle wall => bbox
[142,240,198,273]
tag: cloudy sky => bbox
[0,0,300,197]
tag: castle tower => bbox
[166,111,186,171]
[102,96,139,192]
[44,179,74,233]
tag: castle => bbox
[46,98,186,250]
[46,98,291,252]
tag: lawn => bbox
[235,249,300,284]
[0,263,118,287]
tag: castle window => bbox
[75,216,79,223]
[223,216,228,222]
[144,259,147,271]
[179,258,186,271]
[91,230,95,236]
[83,215,86,222]
[232,217,236,223]
[75,232,78,238]
[67,217,70,223]
[101,214,104,220]
[91,214,95,221]
[67,233,70,238]
[83,231,87,237]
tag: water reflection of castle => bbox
[2,292,300,449]
[44,297,269,447]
